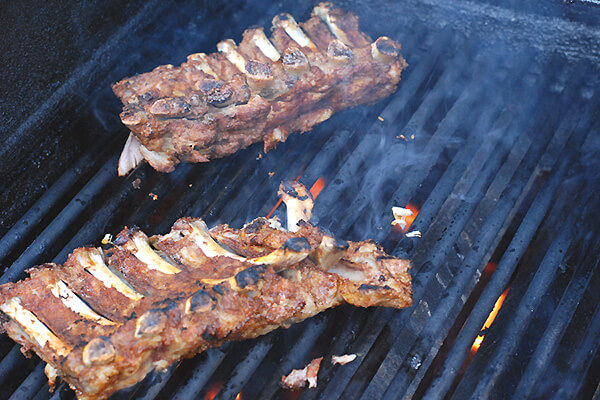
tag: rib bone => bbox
[249,237,311,269]
[186,219,310,269]
[272,13,317,50]
[217,39,246,73]
[371,36,401,64]
[186,219,246,261]
[50,281,115,325]
[278,181,314,232]
[248,28,281,61]
[187,53,218,78]
[0,298,71,356]
[82,338,116,366]
[120,230,181,274]
[313,235,349,270]
[78,248,143,301]
[118,133,144,176]
[313,3,352,46]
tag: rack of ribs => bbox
[113,2,407,175]
[0,182,412,400]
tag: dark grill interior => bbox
[1,0,600,399]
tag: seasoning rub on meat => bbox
[0,182,412,400]
[113,3,407,174]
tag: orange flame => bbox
[404,203,418,230]
[235,393,242,400]
[470,288,508,354]
[204,381,224,400]
[310,177,326,199]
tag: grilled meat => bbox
[281,357,323,389]
[0,182,412,400]
[113,3,407,174]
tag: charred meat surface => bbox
[0,182,411,400]
[112,3,407,174]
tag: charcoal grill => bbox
[1,0,600,399]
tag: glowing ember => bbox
[309,177,326,199]
[235,393,242,400]
[470,289,508,354]
[204,381,224,400]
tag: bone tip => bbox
[273,12,295,26]
[376,37,400,55]
[327,39,353,61]
[333,237,350,251]
[135,310,166,337]
[278,181,312,201]
[83,338,116,366]
[217,39,237,52]
[282,47,309,69]
[185,290,215,314]
[113,226,139,246]
[313,2,335,16]
[245,60,274,80]
[282,237,311,253]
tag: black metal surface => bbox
[1,0,599,399]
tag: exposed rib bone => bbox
[118,133,144,176]
[121,231,181,274]
[187,53,218,78]
[278,181,314,232]
[250,237,311,268]
[186,219,309,269]
[78,248,143,301]
[186,219,246,261]
[313,3,352,46]
[272,13,317,50]
[0,298,71,356]
[313,235,349,270]
[45,364,59,389]
[248,28,281,61]
[371,37,401,64]
[50,280,115,325]
[217,39,246,73]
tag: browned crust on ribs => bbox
[112,3,407,173]
[0,213,411,399]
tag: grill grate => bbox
[1,0,599,399]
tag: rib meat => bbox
[112,3,407,174]
[0,182,412,399]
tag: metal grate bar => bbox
[421,124,592,400]
[170,347,229,400]
[372,75,588,398]
[8,363,46,400]
[512,240,600,398]
[0,142,107,264]
[550,292,600,399]
[0,154,118,285]
[314,57,568,394]
[448,140,592,398]
[214,335,276,400]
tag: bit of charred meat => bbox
[331,353,357,365]
[281,357,323,389]
[0,182,411,400]
[112,3,407,174]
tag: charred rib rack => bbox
[0,182,411,400]
[112,3,407,174]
